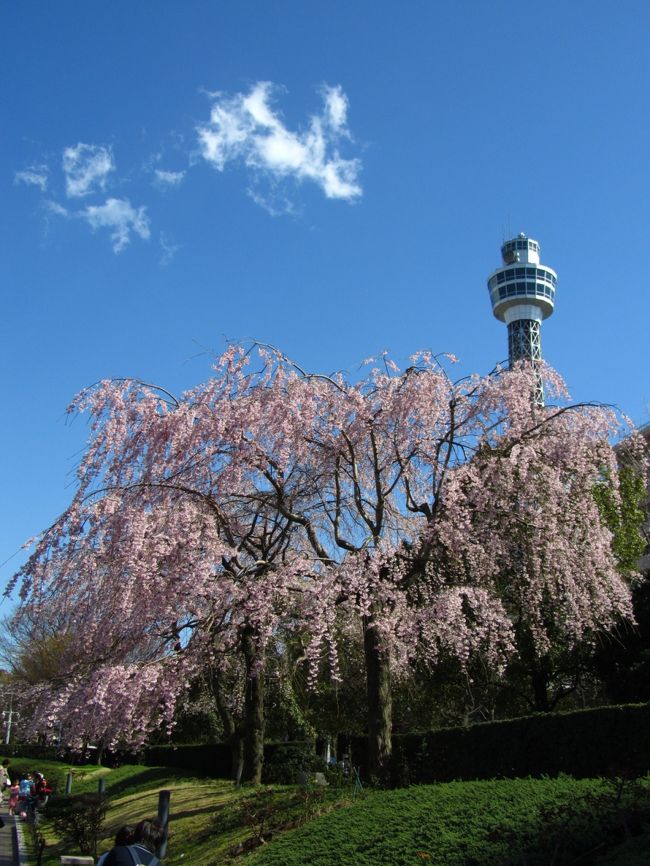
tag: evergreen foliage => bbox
[262,742,326,784]
[348,702,650,783]
[247,776,650,866]
[46,793,108,858]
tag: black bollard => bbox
[98,777,106,795]
[65,771,73,795]
[156,789,171,859]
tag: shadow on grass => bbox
[169,804,220,822]
[102,767,190,798]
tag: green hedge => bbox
[2,756,70,793]
[9,701,650,785]
[344,701,650,783]
[262,742,326,784]
[142,740,319,780]
[143,742,232,777]
[1,744,62,762]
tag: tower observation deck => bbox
[487,233,557,404]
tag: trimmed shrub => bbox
[45,793,108,858]
[262,742,326,784]
[1,744,61,762]
[143,740,323,782]
[143,742,232,777]
[5,757,68,794]
[345,701,650,783]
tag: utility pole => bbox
[4,695,15,744]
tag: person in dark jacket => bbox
[101,819,165,866]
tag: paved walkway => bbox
[0,805,21,866]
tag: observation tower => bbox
[487,233,557,404]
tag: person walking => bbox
[0,761,10,805]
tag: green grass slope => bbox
[247,777,650,866]
[31,764,250,866]
[7,756,650,866]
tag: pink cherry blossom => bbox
[9,347,642,780]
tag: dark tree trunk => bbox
[531,666,550,713]
[516,624,552,714]
[241,628,265,784]
[208,665,245,785]
[232,736,244,786]
[363,617,392,783]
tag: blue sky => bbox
[2,0,649,594]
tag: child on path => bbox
[17,774,32,819]
[7,784,19,816]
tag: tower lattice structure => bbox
[487,233,557,405]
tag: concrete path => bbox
[0,805,22,866]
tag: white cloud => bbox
[159,232,181,265]
[80,198,150,253]
[63,143,114,198]
[247,187,299,218]
[323,86,349,132]
[153,168,186,188]
[14,165,49,191]
[196,82,362,203]
[42,197,150,253]
[44,200,69,217]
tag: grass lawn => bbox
[247,776,650,866]
[7,756,650,865]
[30,764,256,866]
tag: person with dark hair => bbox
[115,825,135,846]
[101,818,164,865]
[97,826,135,866]
[133,820,165,853]
[23,771,51,822]
[17,774,31,818]
[32,772,51,801]
[0,759,10,803]
[7,783,19,816]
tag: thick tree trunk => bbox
[531,666,550,713]
[232,736,244,786]
[363,617,392,783]
[241,628,265,784]
[208,665,245,784]
[516,625,551,714]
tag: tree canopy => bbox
[8,346,645,780]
